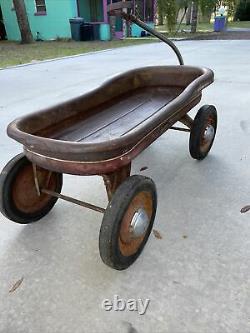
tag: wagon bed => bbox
[7,66,213,174]
[0,10,218,271]
[49,86,183,143]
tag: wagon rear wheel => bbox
[189,105,217,160]
[0,153,63,224]
[99,175,157,270]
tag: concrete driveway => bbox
[0,40,250,333]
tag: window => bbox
[35,0,46,13]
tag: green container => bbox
[100,23,110,41]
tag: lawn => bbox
[0,38,158,69]
[228,20,250,28]
[1,20,249,68]
[157,20,250,34]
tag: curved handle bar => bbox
[110,11,184,66]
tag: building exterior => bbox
[0,0,157,41]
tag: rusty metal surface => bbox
[41,189,105,214]
[23,95,201,175]
[12,163,58,214]
[180,114,194,129]
[7,66,213,169]
[200,114,217,153]
[119,191,153,257]
[103,163,131,200]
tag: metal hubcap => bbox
[118,191,153,257]
[204,125,215,142]
[130,208,150,238]
[201,124,215,152]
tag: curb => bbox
[0,48,114,71]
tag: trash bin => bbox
[100,23,111,41]
[69,17,84,41]
[91,23,100,40]
[214,16,226,32]
[80,23,94,41]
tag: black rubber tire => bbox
[99,175,157,270]
[0,153,63,224]
[189,105,217,160]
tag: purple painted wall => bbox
[103,0,108,23]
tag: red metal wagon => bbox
[0,12,217,270]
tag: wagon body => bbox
[1,10,218,270]
[7,65,213,175]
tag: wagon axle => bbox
[41,188,106,214]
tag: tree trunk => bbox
[191,1,198,33]
[13,0,33,44]
[158,0,164,25]
[186,3,192,25]
[176,7,187,33]
[158,13,164,25]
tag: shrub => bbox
[234,0,250,21]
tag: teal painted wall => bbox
[0,0,155,41]
[0,0,78,41]
[131,22,155,37]
[0,0,21,40]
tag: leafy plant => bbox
[158,0,238,32]
[234,0,250,21]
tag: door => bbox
[90,0,104,22]
[78,0,104,22]
[0,6,7,40]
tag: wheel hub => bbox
[201,124,215,152]
[130,208,150,238]
[118,190,154,257]
[204,124,215,143]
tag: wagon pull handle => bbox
[108,10,184,66]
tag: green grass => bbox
[156,22,213,34]
[0,38,158,69]
[228,20,250,28]
[1,20,249,68]
[156,23,213,39]
[157,20,250,34]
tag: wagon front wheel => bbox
[189,105,217,160]
[99,175,157,270]
[0,153,63,224]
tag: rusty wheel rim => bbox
[118,191,153,257]
[200,116,215,153]
[12,164,58,214]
